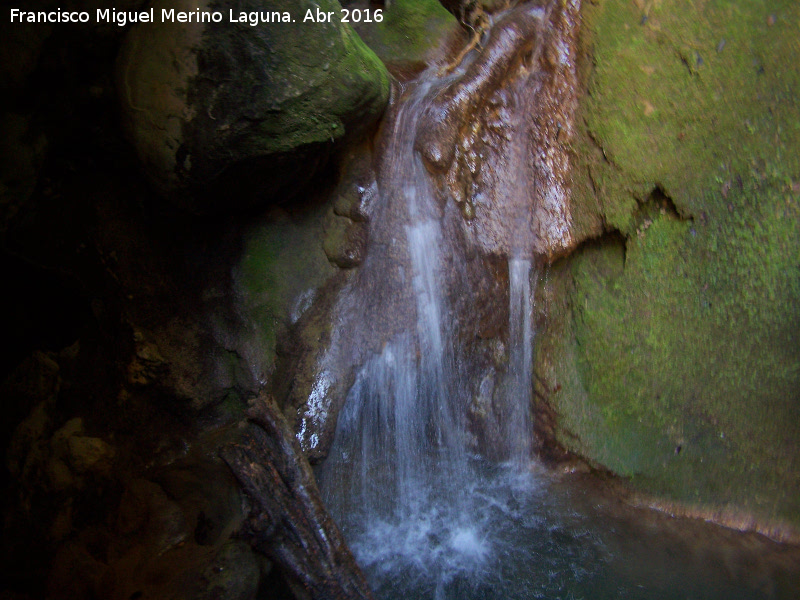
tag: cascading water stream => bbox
[316,57,542,597]
[310,2,800,598]
[506,257,535,467]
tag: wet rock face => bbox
[117,0,390,214]
[536,0,800,531]
[418,0,581,260]
[280,1,585,461]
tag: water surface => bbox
[321,458,800,600]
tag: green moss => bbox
[234,206,336,370]
[217,389,246,423]
[540,0,800,527]
[209,0,391,155]
[353,0,459,65]
[588,0,800,214]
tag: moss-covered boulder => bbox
[350,0,459,70]
[117,0,390,213]
[537,0,800,531]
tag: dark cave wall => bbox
[0,1,391,598]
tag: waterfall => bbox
[306,2,590,595]
[318,69,476,520]
[299,2,799,598]
[506,257,536,466]
[315,55,541,596]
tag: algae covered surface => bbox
[233,205,336,382]
[349,0,458,66]
[539,0,800,528]
[210,0,391,154]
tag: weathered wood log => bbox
[219,394,373,600]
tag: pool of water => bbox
[323,459,800,600]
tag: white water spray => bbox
[316,61,541,598]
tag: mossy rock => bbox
[539,0,800,529]
[350,0,460,69]
[232,205,336,384]
[118,0,390,213]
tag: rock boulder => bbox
[117,0,390,214]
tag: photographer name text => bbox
[9,7,384,27]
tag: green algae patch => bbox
[585,0,800,224]
[219,0,391,153]
[120,0,390,211]
[233,206,336,380]
[539,0,800,528]
[351,0,459,67]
